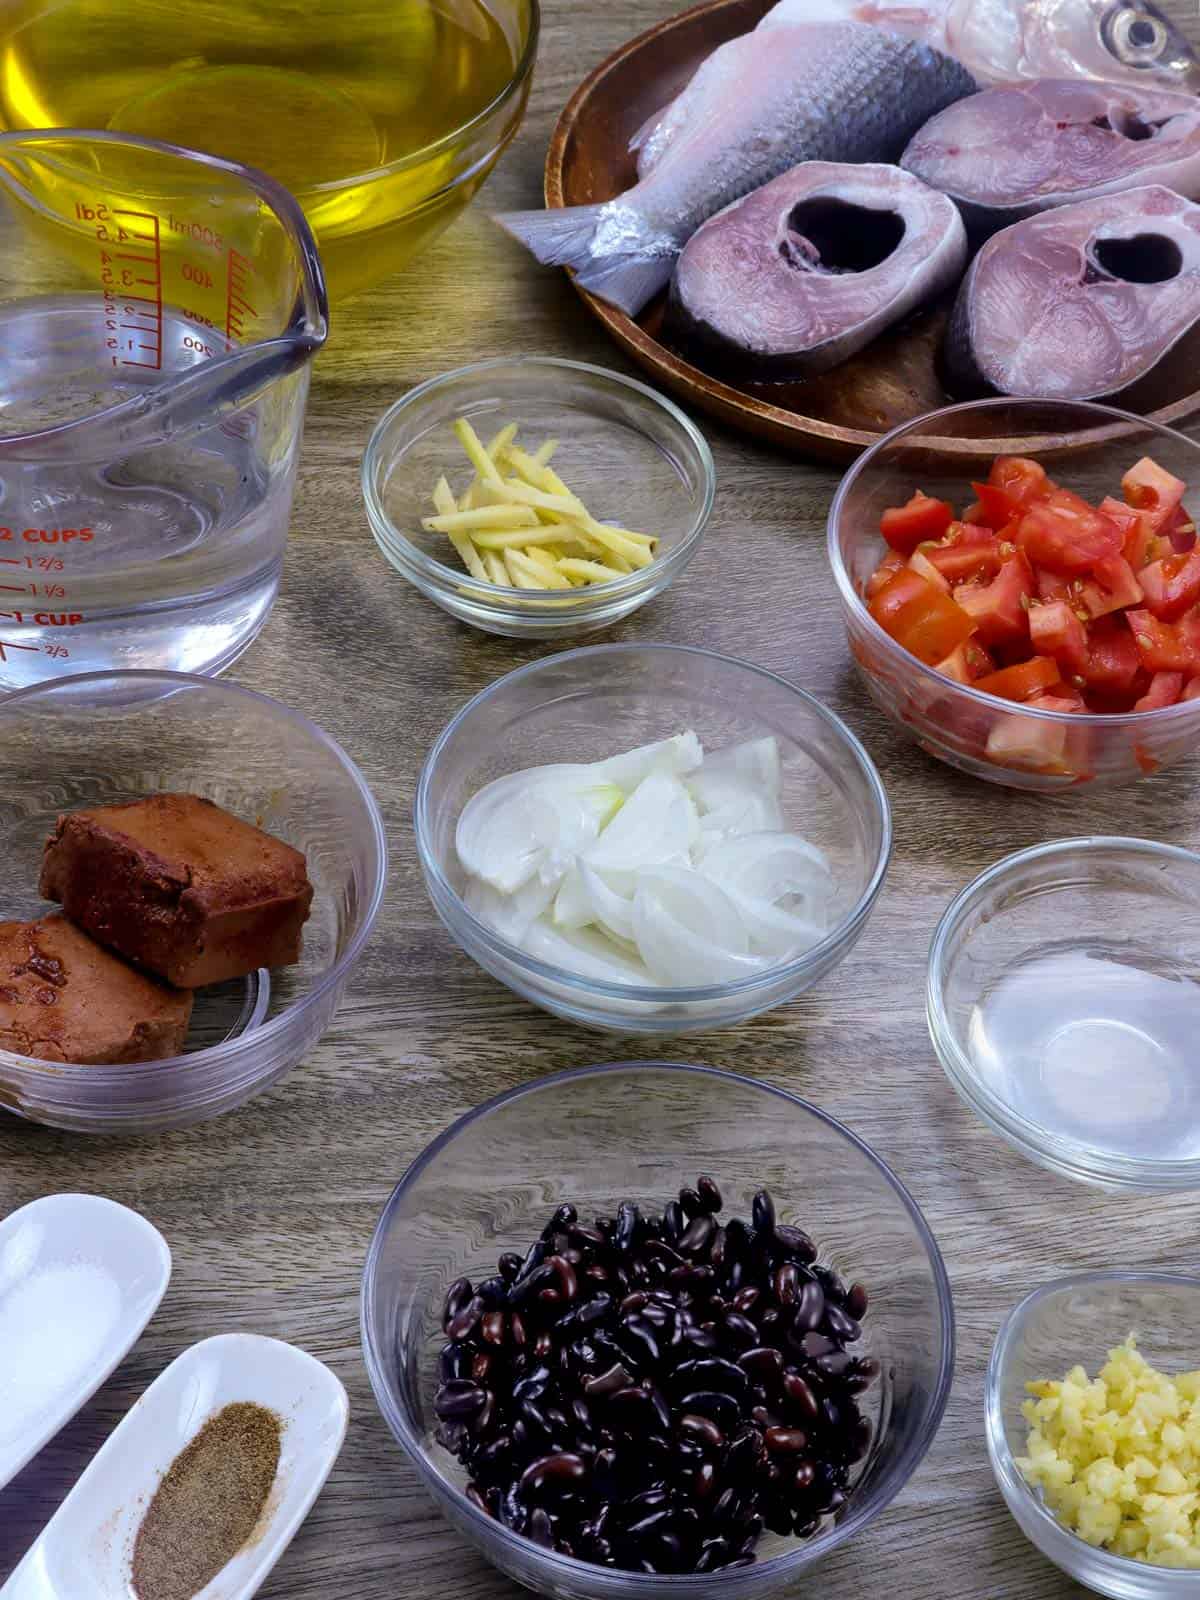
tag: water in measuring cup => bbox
[0,296,294,690]
[967,943,1200,1161]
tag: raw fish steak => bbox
[902,79,1200,233]
[943,185,1200,399]
[636,0,1199,182]
[496,23,974,317]
[664,162,967,381]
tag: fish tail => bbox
[494,204,675,316]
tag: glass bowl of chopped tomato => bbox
[827,400,1200,791]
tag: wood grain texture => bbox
[2,3,1200,1594]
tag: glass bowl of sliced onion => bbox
[415,644,892,1033]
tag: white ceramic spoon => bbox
[0,1192,171,1492]
[2,1333,349,1600]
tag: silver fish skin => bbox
[943,184,1200,399]
[902,79,1200,235]
[761,0,1200,91]
[496,22,975,317]
[664,162,968,381]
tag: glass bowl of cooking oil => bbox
[0,0,539,300]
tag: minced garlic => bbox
[1017,1338,1200,1568]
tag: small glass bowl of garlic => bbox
[416,643,892,1033]
[362,356,714,638]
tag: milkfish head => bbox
[1063,0,1200,91]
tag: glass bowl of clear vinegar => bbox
[0,0,539,300]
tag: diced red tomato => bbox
[1165,502,1198,554]
[955,550,1035,652]
[970,481,1021,530]
[1122,456,1186,534]
[1029,685,1086,713]
[973,657,1061,703]
[919,523,1003,585]
[985,713,1072,775]
[962,501,990,526]
[880,491,954,554]
[934,638,995,684]
[1029,600,1089,679]
[865,549,906,599]
[1035,568,1075,604]
[1127,608,1200,674]
[989,455,1050,507]
[1085,616,1141,697]
[1078,554,1143,619]
[868,568,977,665]
[1016,490,1122,574]
[1185,678,1200,702]
[1133,671,1184,712]
[908,548,951,592]
[1138,549,1200,621]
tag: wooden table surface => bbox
[3,3,1200,1594]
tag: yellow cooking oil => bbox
[0,0,529,298]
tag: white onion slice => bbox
[697,791,786,852]
[725,890,825,959]
[700,832,834,915]
[592,731,703,790]
[522,919,654,986]
[632,866,764,986]
[456,768,624,894]
[583,773,699,887]
[465,875,557,943]
[552,864,592,930]
[579,860,636,944]
[687,737,782,814]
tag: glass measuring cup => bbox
[0,130,327,691]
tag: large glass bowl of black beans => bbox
[361,1062,955,1600]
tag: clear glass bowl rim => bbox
[927,835,1200,1189]
[0,668,388,1087]
[986,1268,1200,1581]
[0,127,329,450]
[361,356,716,614]
[414,641,893,1002]
[298,0,540,194]
[360,1058,957,1594]
[826,397,1200,731]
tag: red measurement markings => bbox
[0,640,40,663]
[80,200,164,372]
[225,248,256,347]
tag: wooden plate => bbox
[545,0,1200,462]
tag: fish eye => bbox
[1111,7,1169,58]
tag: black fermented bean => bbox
[615,1202,639,1252]
[435,1379,485,1421]
[443,1277,472,1329]
[431,1179,875,1576]
[446,1295,484,1341]
[824,1304,861,1343]
[679,1413,724,1450]
[765,1427,808,1454]
[773,1224,816,1262]
[678,1213,715,1254]
[783,1372,821,1420]
[739,1346,784,1384]
[481,1311,506,1345]
[520,1452,589,1498]
[792,1280,825,1332]
[679,1390,741,1429]
[751,1190,775,1234]
[722,1312,759,1349]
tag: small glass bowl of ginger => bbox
[362,356,715,639]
